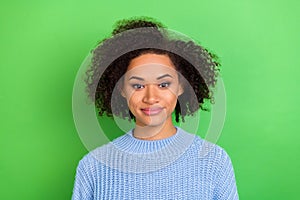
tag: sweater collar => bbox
[112,126,193,153]
[91,127,196,173]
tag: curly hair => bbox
[85,16,220,122]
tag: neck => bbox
[133,119,176,140]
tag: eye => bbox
[159,82,170,88]
[132,84,145,89]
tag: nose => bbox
[142,84,159,104]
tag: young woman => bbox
[72,17,239,199]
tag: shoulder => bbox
[192,135,237,183]
[76,133,128,169]
[190,138,239,199]
[187,132,233,167]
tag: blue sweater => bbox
[72,127,239,199]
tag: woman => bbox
[72,17,239,199]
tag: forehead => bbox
[127,53,176,71]
[125,53,178,80]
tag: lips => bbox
[141,107,163,115]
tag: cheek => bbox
[127,93,142,108]
[162,95,178,112]
[123,87,137,103]
[164,92,178,103]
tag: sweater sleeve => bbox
[213,149,239,200]
[71,156,94,200]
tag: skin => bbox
[121,53,183,140]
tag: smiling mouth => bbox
[141,107,163,116]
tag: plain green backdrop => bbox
[1,0,299,199]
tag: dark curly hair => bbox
[85,16,220,122]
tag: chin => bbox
[136,118,167,127]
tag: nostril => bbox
[141,84,160,104]
[142,97,159,104]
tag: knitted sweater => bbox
[72,127,239,200]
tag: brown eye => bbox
[159,82,170,88]
[132,84,145,89]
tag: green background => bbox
[1,0,299,199]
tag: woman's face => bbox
[121,53,183,127]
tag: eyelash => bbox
[131,82,171,89]
[132,84,145,89]
[159,82,170,88]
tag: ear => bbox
[178,84,184,96]
[121,90,126,98]
[118,84,126,98]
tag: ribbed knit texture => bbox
[72,127,239,200]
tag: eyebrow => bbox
[128,74,173,81]
[157,74,173,80]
